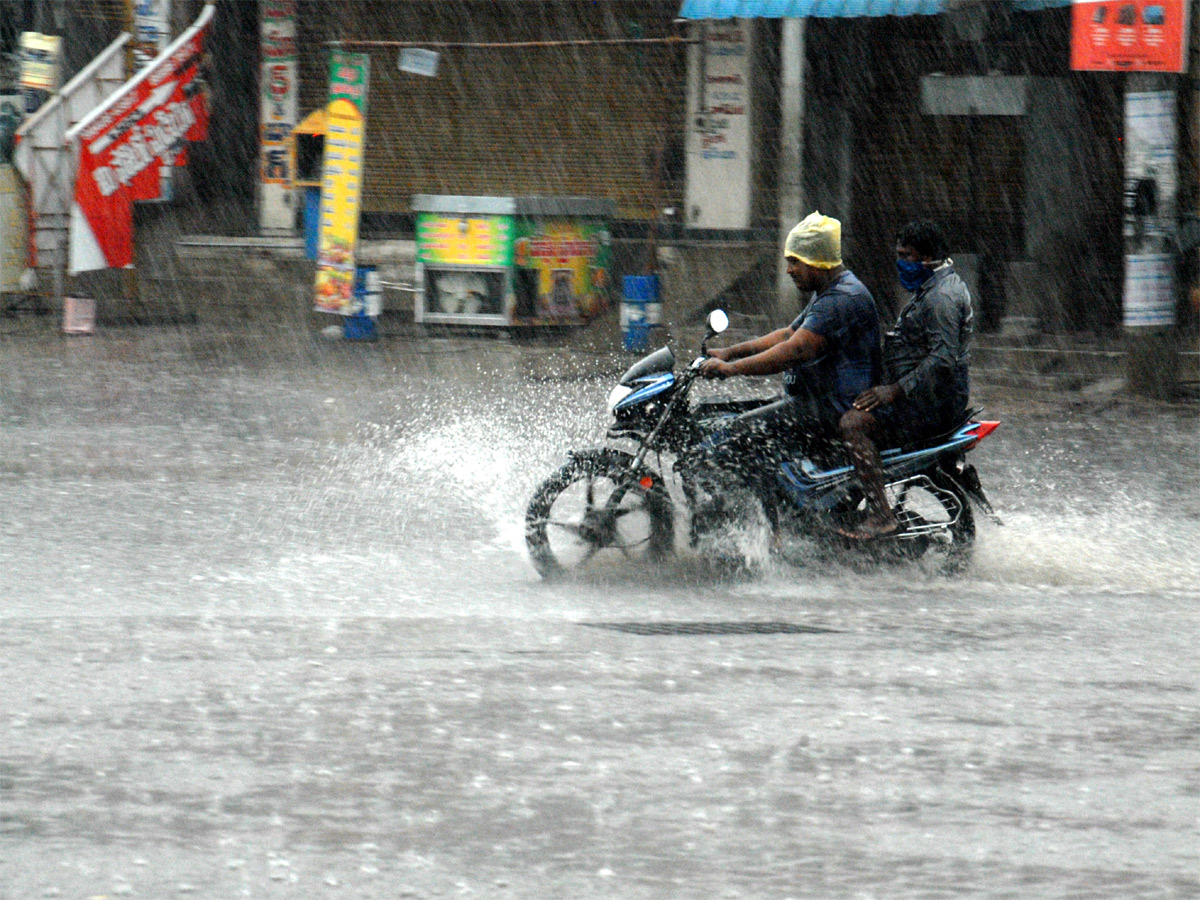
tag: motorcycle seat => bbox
[885,406,983,455]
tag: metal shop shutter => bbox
[296,1,687,220]
[844,15,1028,320]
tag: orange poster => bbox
[1071,0,1189,73]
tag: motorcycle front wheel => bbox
[525,450,674,580]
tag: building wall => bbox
[1024,74,1123,333]
[804,8,1123,332]
[294,0,687,221]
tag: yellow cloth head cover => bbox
[784,211,842,269]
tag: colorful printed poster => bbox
[314,50,369,314]
[66,4,212,273]
[1071,0,1190,73]
[133,0,172,71]
[512,218,611,321]
[134,1,174,201]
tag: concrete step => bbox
[973,338,1199,387]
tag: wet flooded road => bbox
[2,325,1197,898]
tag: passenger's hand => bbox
[699,358,734,379]
[852,384,902,412]
[706,347,732,362]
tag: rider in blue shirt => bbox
[781,268,882,419]
[694,212,881,507]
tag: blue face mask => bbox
[896,258,931,292]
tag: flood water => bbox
[2,324,1197,899]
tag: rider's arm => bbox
[713,327,792,361]
[725,327,827,377]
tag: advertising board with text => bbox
[19,32,62,92]
[512,218,610,323]
[259,0,297,233]
[1123,90,1177,327]
[313,51,369,314]
[1071,0,1189,72]
[685,23,753,229]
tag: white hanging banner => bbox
[1123,89,1177,327]
[1123,253,1175,327]
[258,0,298,233]
[399,48,439,78]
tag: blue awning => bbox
[678,0,1068,18]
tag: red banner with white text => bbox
[67,4,213,273]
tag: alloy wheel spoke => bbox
[610,534,651,553]
[542,518,588,536]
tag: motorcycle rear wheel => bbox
[892,469,976,573]
[525,451,674,580]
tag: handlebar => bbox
[689,355,727,380]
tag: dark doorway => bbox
[189,0,259,206]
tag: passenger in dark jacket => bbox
[837,220,974,540]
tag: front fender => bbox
[565,448,669,498]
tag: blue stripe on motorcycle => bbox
[614,373,675,410]
[781,422,978,485]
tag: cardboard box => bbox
[63,296,95,334]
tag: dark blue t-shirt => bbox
[784,270,881,415]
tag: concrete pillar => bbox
[1123,74,1179,399]
[776,17,805,319]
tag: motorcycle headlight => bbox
[607,384,633,413]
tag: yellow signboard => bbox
[314,53,369,314]
[416,214,511,267]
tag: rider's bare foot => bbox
[835,515,903,541]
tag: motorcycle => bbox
[525,309,1001,579]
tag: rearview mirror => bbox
[706,309,729,335]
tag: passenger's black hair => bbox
[896,220,948,261]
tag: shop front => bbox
[413,194,613,329]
